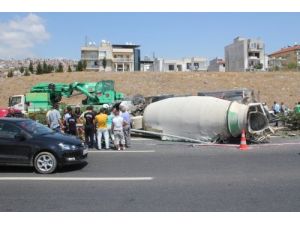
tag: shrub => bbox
[7,70,13,78]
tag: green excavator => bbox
[8,80,124,113]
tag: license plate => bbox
[83,149,88,155]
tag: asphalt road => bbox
[0,137,300,212]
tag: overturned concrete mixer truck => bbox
[133,96,269,143]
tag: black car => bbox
[0,118,88,174]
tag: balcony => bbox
[98,56,113,60]
[113,57,134,63]
[86,65,99,71]
[248,56,259,60]
[81,57,98,61]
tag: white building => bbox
[81,40,141,72]
[207,57,225,72]
[225,37,266,72]
[139,56,154,72]
[153,57,208,72]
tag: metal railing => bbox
[113,58,133,63]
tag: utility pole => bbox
[85,35,88,47]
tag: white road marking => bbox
[193,142,300,148]
[253,142,300,147]
[0,177,154,181]
[88,150,155,153]
[131,138,154,141]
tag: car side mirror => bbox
[15,133,26,141]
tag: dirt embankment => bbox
[0,71,299,109]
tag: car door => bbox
[0,121,32,165]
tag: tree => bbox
[24,69,30,76]
[36,62,43,75]
[82,60,87,70]
[254,63,263,70]
[47,64,54,73]
[42,61,48,73]
[7,70,14,78]
[20,66,25,73]
[67,65,72,72]
[76,61,83,71]
[28,61,34,74]
[56,62,64,73]
[287,62,297,70]
[102,57,107,70]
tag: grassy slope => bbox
[0,71,299,109]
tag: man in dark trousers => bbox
[66,111,77,136]
[80,106,95,148]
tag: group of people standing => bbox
[46,103,131,151]
[271,101,288,115]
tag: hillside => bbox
[0,71,299,109]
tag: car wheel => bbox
[34,152,57,174]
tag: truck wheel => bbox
[34,152,57,174]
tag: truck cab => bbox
[8,95,27,113]
[9,93,52,114]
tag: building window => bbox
[99,51,106,58]
[186,63,191,70]
[168,65,175,71]
[82,51,98,59]
[250,43,257,49]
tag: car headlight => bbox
[59,143,76,151]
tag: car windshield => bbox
[16,120,54,136]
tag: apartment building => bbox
[81,40,140,72]
[207,57,225,72]
[153,57,208,72]
[225,37,266,72]
[269,44,300,70]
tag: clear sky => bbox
[0,12,300,60]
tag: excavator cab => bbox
[95,80,123,104]
[71,80,124,105]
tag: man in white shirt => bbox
[47,103,64,132]
[111,108,127,150]
[120,104,131,148]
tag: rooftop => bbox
[269,45,300,56]
[81,43,140,50]
[112,44,140,49]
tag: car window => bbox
[17,120,53,135]
[0,122,21,139]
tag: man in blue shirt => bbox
[273,101,280,114]
[272,101,280,127]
